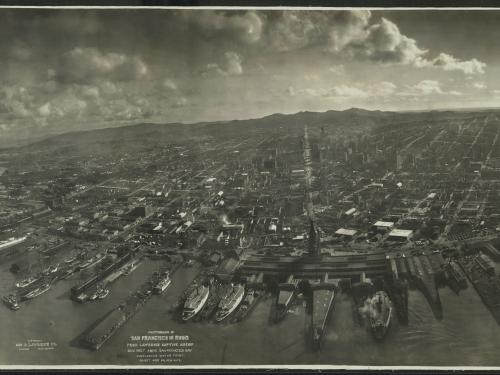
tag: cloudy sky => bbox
[1,8,500,141]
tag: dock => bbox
[81,260,180,350]
[70,251,134,302]
[240,252,388,279]
[83,308,128,350]
[406,255,443,320]
[443,260,468,293]
[274,274,299,322]
[310,275,338,351]
[387,252,444,322]
[459,255,500,324]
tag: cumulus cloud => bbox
[329,64,345,75]
[37,102,51,117]
[362,18,427,65]
[263,11,485,75]
[330,85,369,98]
[203,51,243,76]
[427,53,486,75]
[79,85,100,99]
[327,10,372,53]
[265,10,370,53]
[0,86,34,118]
[162,79,178,91]
[0,76,160,131]
[174,97,188,107]
[1,99,31,118]
[398,80,462,96]
[37,94,87,118]
[56,47,148,83]
[411,80,443,95]
[39,80,59,95]
[295,79,464,100]
[180,10,263,44]
[295,81,397,99]
[99,81,120,96]
[351,18,484,74]
[266,11,322,51]
[304,74,320,81]
[0,72,190,133]
[221,51,243,75]
[375,81,398,96]
[473,81,487,89]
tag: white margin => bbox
[0,4,499,370]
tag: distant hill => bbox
[14,108,392,152]
[11,106,488,153]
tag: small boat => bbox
[61,269,75,280]
[75,293,88,303]
[123,260,141,276]
[2,294,20,310]
[241,289,256,312]
[42,264,59,276]
[64,255,78,264]
[153,272,172,294]
[15,276,38,288]
[96,288,110,300]
[232,288,261,322]
[79,258,93,269]
[90,285,110,301]
[24,283,51,299]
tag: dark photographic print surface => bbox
[1,6,500,370]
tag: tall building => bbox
[309,218,320,257]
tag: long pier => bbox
[70,252,133,300]
[239,252,388,280]
[388,252,444,320]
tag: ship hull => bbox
[2,296,20,310]
[16,276,38,288]
[368,291,392,341]
[153,278,171,294]
[24,285,51,299]
[371,324,390,341]
[215,287,245,322]
[182,287,210,321]
[97,290,110,300]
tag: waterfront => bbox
[1,257,500,367]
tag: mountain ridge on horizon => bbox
[5,107,401,150]
[2,106,500,150]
